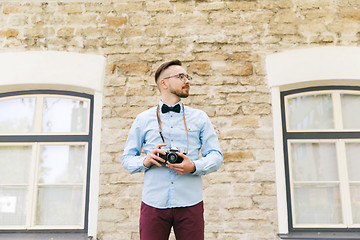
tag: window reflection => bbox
[341,94,360,129]
[38,145,86,184]
[43,98,88,133]
[35,186,82,226]
[0,98,36,134]
[294,184,342,224]
[0,146,32,184]
[287,94,334,130]
[291,142,338,181]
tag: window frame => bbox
[0,90,94,234]
[281,86,360,236]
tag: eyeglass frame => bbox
[162,73,192,82]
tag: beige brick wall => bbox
[1,0,360,239]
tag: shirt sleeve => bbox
[121,116,149,174]
[191,112,223,176]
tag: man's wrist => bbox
[190,161,196,173]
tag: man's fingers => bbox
[149,152,166,162]
[151,158,163,167]
[155,143,167,149]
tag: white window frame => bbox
[0,141,88,230]
[0,51,105,239]
[0,94,91,136]
[266,47,360,239]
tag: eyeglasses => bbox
[162,73,192,82]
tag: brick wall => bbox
[1,0,360,239]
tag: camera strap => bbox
[156,103,189,154]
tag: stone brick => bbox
[98,208,128,222]
[117,62,150,75]
[103,16,127,27]
[25,26,55,38]
[57,27,75,38]
[114,2,143,12]
[209,11,244,24]
[273,9,299,23]
[233,183,262,197]
[195,52,228,61]
[253,196,277,210]
[212,62,253,76]
[339,8,360,21]
[268,23,298,35]
[224,197,253,209]
[187,62,212,76]
[227,2,257,11]
[146,1,173,12]
[223,151,254,161]
[242,11,274,23]
[175,2,196,12]
[8,15,28,26]
[2,5,21,14]
[242,103,272,115]
[293,0,333,9]
[59,3,83,14]
[0,28,19,38]
[197,2,225,11]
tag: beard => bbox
[171,86,190,98]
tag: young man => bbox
[121,60,223,240]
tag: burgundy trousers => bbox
[139,201,204,240]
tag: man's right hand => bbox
[143,143,167,168]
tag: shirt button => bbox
[171,115,173,117]
[171,182,174,184]
[171,126,173,128]
[171,139,173,142]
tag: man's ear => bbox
[160,79,168,89]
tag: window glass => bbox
[35,186,83,226]
[0,97,36,134]
[42,97,88,133]
[350,185,360,224]
[290,142,338,181]
[287,94,334,130]
[345,143,360,181]
[0,146,32,184]
[0,186,27,226]
[345,142,360,224]
[38,145,86,184]
[293,184,342,224]
[341,94,360,129]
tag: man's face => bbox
[161,65,190,98]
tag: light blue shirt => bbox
[121,100,223,209]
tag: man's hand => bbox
[166,152,196,175]
[143,143,167,168]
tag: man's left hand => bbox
[166,152,196,175]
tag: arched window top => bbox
[0,51,105,94]
[266,47,360,90]
[0,91,91,135]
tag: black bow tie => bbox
[161,104,181,113]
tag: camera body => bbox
[158,147,185,164]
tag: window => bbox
[282,87,360,231]
[266,47,360,239]
[0,90,93,231]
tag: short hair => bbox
[155,60,182,83]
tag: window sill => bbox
[279,231,360,239]
[0,232,90,240]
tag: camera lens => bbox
[167,152,177,163]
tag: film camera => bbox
[157,147,186,164]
